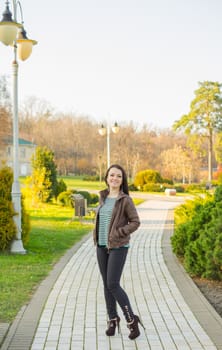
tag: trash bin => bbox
[71,194,86,217]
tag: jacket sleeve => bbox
[118,197,140,237]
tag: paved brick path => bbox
[28,199,218,350]
[1,198,222,349]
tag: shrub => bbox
[142,182,179,193]
[0,198,16,250]
[75,190,91,204]
[74,190,99,206]
[173,196,208,226]
[183,183,205,193]
[128,183,138,191]
[57,190,99,207]
[171,223,188,256]
[57,191,73,207]
[55,178,67,199]
[174,185,185,193]
[21,195,31,245]
[89,193,99,205]
[134,169,163,189]
[162,178,173,185]
[143,183,163,192]
[0,166,30,250]
[218,173,222,184]
[171,187,222,280]
[214,185,222,202]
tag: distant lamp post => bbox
[0,0,37,254]
[98,154,102,182]
[98,122,120,168]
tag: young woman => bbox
[93,164,144,340]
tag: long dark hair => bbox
[104,164,129,195]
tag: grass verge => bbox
[0,203,93,323]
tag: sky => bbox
[0,0,222,129]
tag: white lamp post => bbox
[0,0,37,254]
[98,122,120,168]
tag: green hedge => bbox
[143,183,164,192]
[171,186,222,280]
[57,190,99,207]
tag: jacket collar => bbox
[100,189,127,202]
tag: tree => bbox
[160,145,200,183]
[173,81,222,182]
[30,146,58,202]
[19,95,215,178]
[0,75,12,148]
[0,107,11,148]
[214,132,222,164]
[0,75,11,108]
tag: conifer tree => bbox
[30,146,58,202]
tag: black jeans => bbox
[96,246,134,322]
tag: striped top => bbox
[98,197,116,246]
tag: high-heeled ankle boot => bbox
[127,315,145,340]
[106,316,120,336]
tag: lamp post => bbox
[0,0,37,253]
[98,122,120,168]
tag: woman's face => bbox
[107,167,123,190]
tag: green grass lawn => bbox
[58,176,103,191]
[0,203,93,323]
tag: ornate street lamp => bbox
[0,0,37,253]
[98,122,120,168]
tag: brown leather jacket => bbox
[93,189,140,249]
